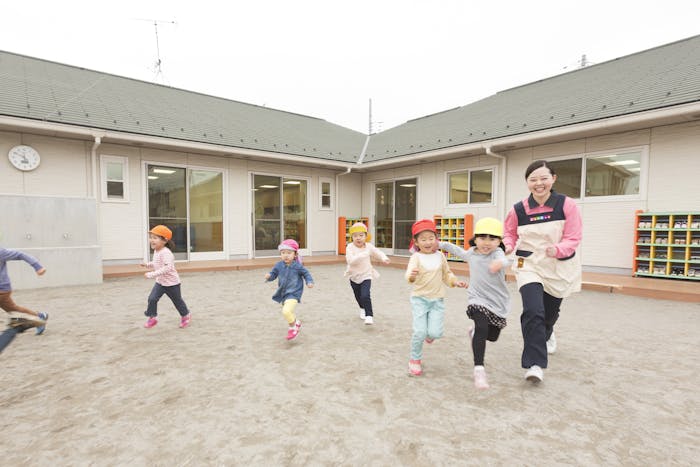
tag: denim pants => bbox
[350,279,373,317]
[519,282,562,369]
[410,296,445,360]
[145,283,190,317]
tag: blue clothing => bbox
[410,296,445,360]
[267,261,314,304]
[0,248,43,291]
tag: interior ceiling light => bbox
[152,168,176,174]
[607,160,639,166]
[400,184,417,187]
[258,184,278,189]
[283,180,301,185]
[147,176,159,180]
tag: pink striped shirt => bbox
[145,247,181,286]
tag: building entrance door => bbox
[374,178,417,255]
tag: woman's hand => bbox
[545,246,557,257]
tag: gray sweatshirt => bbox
[439,242,512,318]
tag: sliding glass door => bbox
[374,178,417,255]
[253,174,307,257]
[147,164,224,261]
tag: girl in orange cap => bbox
[406,219,466,376]
[141,225,192,329]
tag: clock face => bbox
[8,145,41,171]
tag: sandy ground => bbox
[1,263,698,466]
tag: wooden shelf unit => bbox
[338,216,369,254]
[633,211,700,281]
[434,214,474,261]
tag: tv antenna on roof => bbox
[135,18,176,84]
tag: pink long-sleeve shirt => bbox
[145,247,181,286]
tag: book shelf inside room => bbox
[633,211,700,281]
[338,216,369,254]
[434,214,474,261]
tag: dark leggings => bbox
[471,309,502,366]
[350,279,373,317]
[145,283,190,317]
[519,282,563,369]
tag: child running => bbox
[0,246,48,334]
[265,239,314,340]
[141,225,192,329]
[406,219,466,376]
[345,222,390,325]
[439,217,512,389]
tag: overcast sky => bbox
[3,1,700,133]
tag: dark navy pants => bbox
[145,283,190,317]
[519,282,562,369]
[350,279,373,317]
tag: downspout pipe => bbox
[334,134,371,254]
[91,135,102,198]
[484,145,507,220]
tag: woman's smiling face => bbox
[526,166,556,200]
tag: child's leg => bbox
[425,299,445,341]
[470,308,490,366]
[409,296,429,360]
[487,323,502,342]
[281,299,298,326]
[163,284,190,317]
[0,291,39,317]
[145,283,166,317]
[350,280,363,309]
[358,279,373,317]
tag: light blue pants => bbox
[410,296,445,360]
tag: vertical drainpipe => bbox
[484,146,507,220]
[335,134,371,254]
[91,134,103,267]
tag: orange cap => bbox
[149,225,172,241]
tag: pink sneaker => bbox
[144,317,158,328]
[474,366,489,390]
[408,359,422,376]
[286,321,301,340]
[424,337,434,344]
[179,314,191,328]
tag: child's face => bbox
[415,230,437,253]
[149,233,167,250]
[474,234,501,255]
[280,249,296,264]
[351,231,367,247]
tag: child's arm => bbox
[438,241,472,261]
[145,251,176,279]
[405,254,419,283]
[0,248,44,273]
[265,264,280,282]
[299,265,314,288]
[441,257,466,288]
[489,249,513,274]
[368,243,390,264]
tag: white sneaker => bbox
[364,315,374,325]
[473,366,489,390]
[546,332,557,354]
[525,365,544,383]
[359,309,366,319]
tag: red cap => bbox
[411,219,437,237]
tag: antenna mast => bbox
[136,18,176,83]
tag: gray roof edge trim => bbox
[0,115,354,168]
[361,100,700,169]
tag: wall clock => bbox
[8,145,41,171]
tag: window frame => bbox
[545,145,648,203]
[319,177,333,211]
[445,165,497,207]
[100,154,129,203]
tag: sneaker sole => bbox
[526,374,542,383]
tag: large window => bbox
[547,148,643,199]
[101,155,129,202]
[448,168,494,204]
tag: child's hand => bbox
[36,268,46,276]
[408,268,419,282]
[455,280,468,288]
[139,262,148,268]
[307,283,314,289]
[144,272,150,278]
[382,258,390,264]
[264,273,271,281]
[489,260,503,274]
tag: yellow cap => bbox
[348,222,370,241]
[474,217,503,238]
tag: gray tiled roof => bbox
[0,51,366,164]
[364,34,700,162]
[1,34,699,166]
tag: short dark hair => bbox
[524,160,556,179]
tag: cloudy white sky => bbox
[3,1,700,133]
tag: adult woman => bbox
[503,160,582,383]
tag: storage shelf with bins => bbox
[633,211,700,281]
[434,214,474,261]
[338,217,369,255]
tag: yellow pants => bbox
[282,299,298,325]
